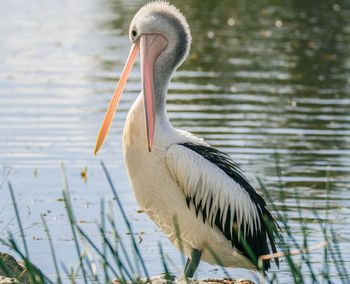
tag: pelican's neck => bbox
[153,79,168,118]
[136,90,172,134]
[151,21,189,120]
[151,34,188,130]
[153,58,174,121]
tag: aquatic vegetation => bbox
[0,160,348,283]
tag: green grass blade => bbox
[204,243,230,278]
[158,243,172,282]
[8,182,29,259]
[100,198,110,284]
[100,161,150,281]
[107,201,136,276]
[172,215,186,267]
[98,224,131,281]
[75,224,120,279]
[40,214,62,284]
[60,162,88,284]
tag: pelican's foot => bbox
[184,248,202,278]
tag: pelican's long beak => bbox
[139,34,167,152]
[94,34,167,155]
[94,42,140,155]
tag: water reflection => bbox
[0,0,349,281]
[98,0,350,279]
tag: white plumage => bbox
[95,1,278,277]
[123,95,256,269]
[166,144,262,240]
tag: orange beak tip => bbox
[93,145,99,156]
[93,42,140,157]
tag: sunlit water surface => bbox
[1,0,350,282]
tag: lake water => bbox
[1,0,350,282]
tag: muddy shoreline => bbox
[0,252,254,284]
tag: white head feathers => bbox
[129,1,192,69]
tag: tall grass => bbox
[256,154,349,284]
[0,159,348,283]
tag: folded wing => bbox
[165,142,278,270]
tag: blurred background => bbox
[0,0,349,281]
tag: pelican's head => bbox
[129,1,191,72]
[94,1,191,155]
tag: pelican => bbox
[94,1,278,277]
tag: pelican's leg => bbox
[184,249,201,278]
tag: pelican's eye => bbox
[132,29,137,37]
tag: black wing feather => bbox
[181,142,279,270]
